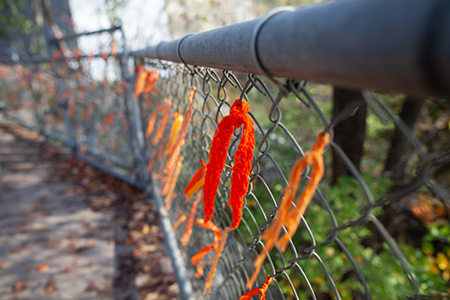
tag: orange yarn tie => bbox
[246,132,330,289]
[143,70,159,94]
[133,65,148,99]
[181,193,202,246]
[203,227,233,294]
[153,98,172,146]
[240,275,273,300]
[164,87,197,174]
[164,156,183,210]
[172,212,187,231]
[165,112,184,156]
[111,40,117,58]
[145,110,157,137]
[203,99,255,229]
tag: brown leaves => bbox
[45,276,57,295]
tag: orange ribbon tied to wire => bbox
[247,131,330,289]
[203,99,255,229]
[239,275,273,300]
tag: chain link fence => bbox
[1,5,450,299]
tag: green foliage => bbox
[0,0,32,37]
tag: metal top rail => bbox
[132,0,450,97]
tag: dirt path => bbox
[0,120,178,300]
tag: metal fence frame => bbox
[1,0,449,299]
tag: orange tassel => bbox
[240,275,273,300]
[133,66,148,99]
[172,212,187,231]
[246,132,330,289]
[203,227,233,294]
[203,99,255,229]
[145,110,158,137]
[165,112,184,156]
[153,98,172,146]
[164,157,183,210]
[181,193,202,246]
[111,40,117,58]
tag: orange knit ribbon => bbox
[203,99,255,229]
[240,275,273,300]
[246,132,330,288]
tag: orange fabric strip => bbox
[184,159,206,194]
[111,40,117,58]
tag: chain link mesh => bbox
[0,26,449,300]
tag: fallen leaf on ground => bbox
[37,261,51,272]
[13,281,28,293]
[45,276,57,294]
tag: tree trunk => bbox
[332,88,367,184]
[384,97,426,179]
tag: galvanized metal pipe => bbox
[132,0,450,97]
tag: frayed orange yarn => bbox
[203,227,233,294]
[165,112,184,156]
[164,157,183,210]
[172,212,187,231]
[133,66,147,99]
[181,193,202,246]
[195,261,207,278]
[102,50,108,61]
[240,275,273,300]
[145,110,157,137]
[203,99,255,229]
[191,220,222,265]
[164,87,196,174]
[246,132,330,289]
[153,98,171,146]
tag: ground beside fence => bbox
[0,119,179,300]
